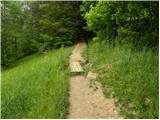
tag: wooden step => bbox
[70,61,83,73]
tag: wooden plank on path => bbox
[70,61,83,73]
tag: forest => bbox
[1,1,159,119]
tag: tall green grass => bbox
[1,47,72,118]
[84,40,158,118]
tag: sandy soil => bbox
[68,42,122,119]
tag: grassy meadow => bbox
[1,47,72,118]
[83,40,158,118]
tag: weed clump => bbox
[1,47,72,118]
[84,40,158,118]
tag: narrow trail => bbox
[68,41,122,119]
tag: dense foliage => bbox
[81,1,158,48]
[1,2,27,67]
[1,1,81,68]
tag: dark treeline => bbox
[1,1,159,68]
[1,1,83,68]
[81,1,158,48]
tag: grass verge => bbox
[83,40,158,118]
[1,47,72,118]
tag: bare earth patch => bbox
[68,42,122,119]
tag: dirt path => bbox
[68,42,122,119]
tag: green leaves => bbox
[2,1,81,68]
[81,1,158,48]
[1,1,27,67]
[33,2,80,51]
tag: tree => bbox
[81,1,158,48]
[1,1,82,68]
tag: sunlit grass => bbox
[1,47,72,118]
[84,40,158,118]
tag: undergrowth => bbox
[1,47,72,118]
[83,40,158,118]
